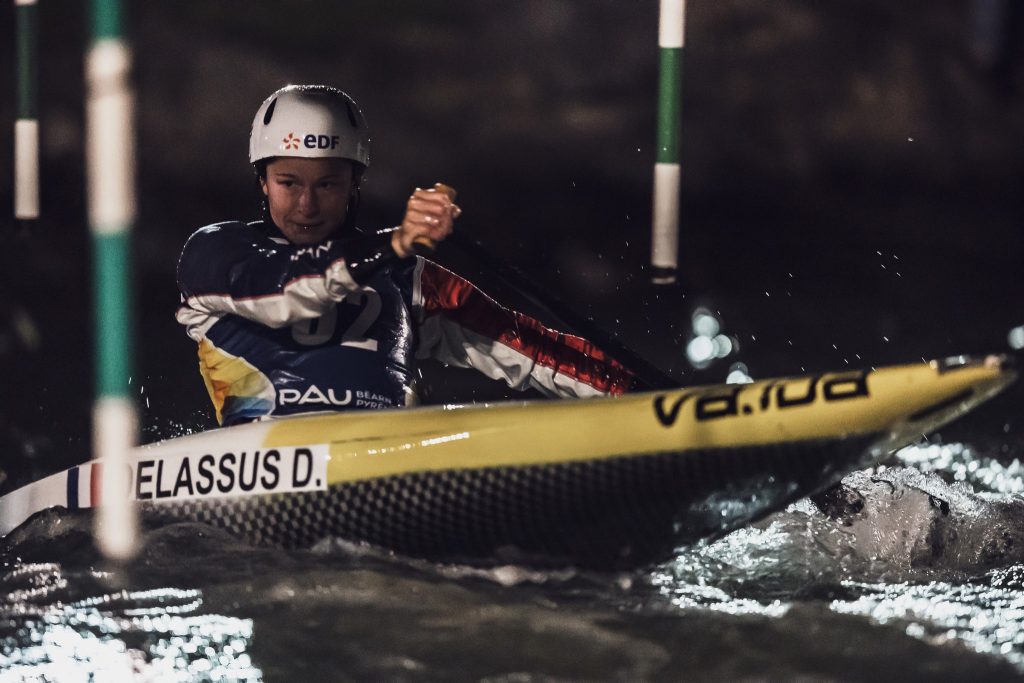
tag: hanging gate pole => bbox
[651,0,686,285]
[87,0,138,560]
[15,0,39,221]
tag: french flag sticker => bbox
[65,463,106,509]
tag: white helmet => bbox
[249,85,370,167]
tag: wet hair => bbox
[254,158,365,233]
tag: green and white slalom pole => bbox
[15,0,39,221]
[651,0,685,285]
[87,0,137,560]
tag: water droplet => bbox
[1008,325,1024,350]
[687,336,715,365]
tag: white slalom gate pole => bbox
[651,0,685,285]
[15,0,39,221]
[87,0,138,561]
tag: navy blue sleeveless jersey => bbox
[176,220,633,426]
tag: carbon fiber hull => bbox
[143,436,877,568]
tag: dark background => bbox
[1,0,1022,490]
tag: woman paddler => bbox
[175,84,634,426]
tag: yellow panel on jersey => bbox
[197,338,276,424]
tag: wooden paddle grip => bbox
[411,183,458,256]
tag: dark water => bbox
[3,439,1024,681]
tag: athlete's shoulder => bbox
[178,220,274,292]
[184,220,273,245]
[180,220,280,263]
[193,219,247,234]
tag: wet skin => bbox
[261,157,462,253]
[260,157,354,246]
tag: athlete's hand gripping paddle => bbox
[411,183,459,256]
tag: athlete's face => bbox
[260,157,354,246]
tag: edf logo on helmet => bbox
[251,86,370,167]
[281,132,341,151]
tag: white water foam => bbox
[654,441,1024,670]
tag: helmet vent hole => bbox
[344,101,358,127]
[263,98,278,125]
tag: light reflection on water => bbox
[830,577,1024,668]
[654,552,1024,671]
[650,441,1024,672]
[649,571,791,617]
[0,567,262,682]
[896,441,1024,494]
[1,441,1022,678]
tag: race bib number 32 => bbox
[134,445,329,502]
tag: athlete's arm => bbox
[414,261,634,398]
[176,221,396,334]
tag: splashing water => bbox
[651,441,1024,672]
[2,440,1023,679]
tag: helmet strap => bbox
[341,186,361,233]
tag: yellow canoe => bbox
[1,355,1015,568]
